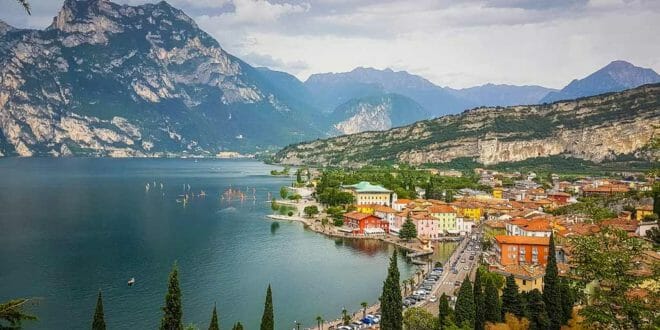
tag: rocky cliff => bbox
[274,84,660,167]
[0,0,321,157]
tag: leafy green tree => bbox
[474,269,485,330]
[543,234,562,330]
[399,214,417,240]
[315,315,323,330]
[454,279,475,328]
[161,263,183,330]
[270,198,278,211]
[360,301,368,319]
[402,307,437,330]
[279,187,288,199]
[525,289,549,330]
[208,305,219,330]
[288,194,302,202]
[570,227,656,329]
[303,205,319,218]
[501,275,524,319]
[653,183,660,215]
[232,322,244,330]
[260,285,274,330]
[380,249,403,330]
[92,290,106,330]
[341,308,350,325]
[438,293,451,330]
[296,170,302,184]
[0,298,37,328]
[484,276,501,323]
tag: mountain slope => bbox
[0,0,321,157]
[449,84,556,107]
[275,84,660,167]
[329,94,428,135]
[305,67,473,117]
[541,60,660,103]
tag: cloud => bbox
[241,52,309,73]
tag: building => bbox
[411,212,442,239]
[483,220,507,239]
[636,204,654,221]
[582,185,629,197]
[491,264,545,292]
[428,204,458,234]
[494,235,550,266]
[456,217,475,236]
[548,191,571,204]
[492,187,503,199]
[505,218,553,237]
[374,205,398,232]
[392,198,412,211]
[454,201,483,222]
[341,181,396,206]
[342,211,390,235]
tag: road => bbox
[418,234,482,314]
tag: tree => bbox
[570,226,656,329]
[380,249,403,330]
[296,170,302,184]
[360,301,368,319]
[454,279,475,328]
[399,214,417,240]
[474,269,486,330]
[161,263,183,330]
[232,322,244,330]
[15,0,31,15]
[559,279,575,324]
[438,293,451,330]
[402,307,437,330]
[208,305,219,330]
[0,298,37,328]
[303,205,319,218]
[270,198,278,211]
[92,290,106,330]
[288,193,302,202]
[486,313,530,330]
[524,290,549,330]
[501,275,524,319]
[279,186,288,199]
[341,308,350,325]
[260,285,274,330]
[543,234,562,330]
[484,277,501,323]
[315,315,323,330]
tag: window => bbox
[522,280,527,285]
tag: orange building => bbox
[494,235,550,266]
[343,211,390,234]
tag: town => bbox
[269,165,660,329]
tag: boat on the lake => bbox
[127,277,135,286]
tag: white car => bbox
[429,295,438,302]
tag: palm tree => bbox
[360,302,368,319]
[315,315,323,330]
[416,270,422,284]
[341,308,350,326]
[16,0,31,15]
[402,279,409,295]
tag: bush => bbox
[287,211,294,217]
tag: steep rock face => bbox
[330,94,428,135]
[0,0,320,157]
[541,60,660,103]
[275,84,660,166]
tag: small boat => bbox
[128,278,135,286]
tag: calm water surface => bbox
[0,158,424,329]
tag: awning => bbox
[364,228,385,234]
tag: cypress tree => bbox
[559,278,574,324]
[484,277,501,323]
[438,293,451,330]
[161,263,183,330]
[260,285,274,330]
[92,290,106,330]
[208,304,219,330]
[501,275,523,318]
[543,233,562,330]
[454,279,475,328]
[380,249,403,330]
[232,322,244,330]
[525,289,549,330]
[474,270,485,330]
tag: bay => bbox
[0,158,425,329]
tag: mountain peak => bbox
[0,20,15,36]
[541,60,660,103]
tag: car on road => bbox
[461,259,466,263]
[429,295,438,302]
[463,265,469,271]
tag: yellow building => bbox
[341,181,394,206]
[493,265,545,293]
[455,202,483,222]
[356,204,376,215]
[636,204,654,221]
[492,188,503,199]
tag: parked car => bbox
[463,265,469,271]
[429,295,438,302]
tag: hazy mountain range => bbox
[0,0,658,157]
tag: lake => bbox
[0,158,440,329]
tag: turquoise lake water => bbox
[0,158,418,329]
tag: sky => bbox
[2,0,659,89]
